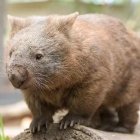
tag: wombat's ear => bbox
[48,12,79,36]
[8,15,30,37]
[58,12,79,34]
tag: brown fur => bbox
[7,13,140,133]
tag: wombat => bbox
[6,13,140,133]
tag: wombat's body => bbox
[7,13,140,133]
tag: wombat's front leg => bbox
[30,104,56,133]
[59,87,107,129]
[59,69,111,130]
[25,97,56,133]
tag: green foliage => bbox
[0,116,9,140]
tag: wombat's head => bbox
[6,13,79,91]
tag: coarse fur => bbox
[6,13,140,133]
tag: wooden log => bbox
[12,124,107,140]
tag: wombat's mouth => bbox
[19,79,29,89]
[19,76,36,90]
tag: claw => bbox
[64,121,69,129]
[60,121,63,130]
[64,123,67,129]
[77,120,81,125]
[29,117,49,134]
[32,127,35,134]
[46,122,48,129]
[37,124,41,132]
[59,114,85,130]
[70,120,74,127]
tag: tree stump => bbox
[12,124,107,140]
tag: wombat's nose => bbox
[8,66,28,89]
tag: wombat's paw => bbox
[111,126,134,133]
[30,116,49,133]
[101,125,134,133]
[59,114,86,130]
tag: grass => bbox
[0,115,9,140]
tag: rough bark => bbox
[12,124,107,140]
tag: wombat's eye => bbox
[35,54,43,60]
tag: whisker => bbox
[35,77,51,91]
[33,78,46,96]
[34,73,54,85]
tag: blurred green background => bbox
[7,0,140,32]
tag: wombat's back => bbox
[74,14,140,64]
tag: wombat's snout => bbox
[8,65,28,89]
